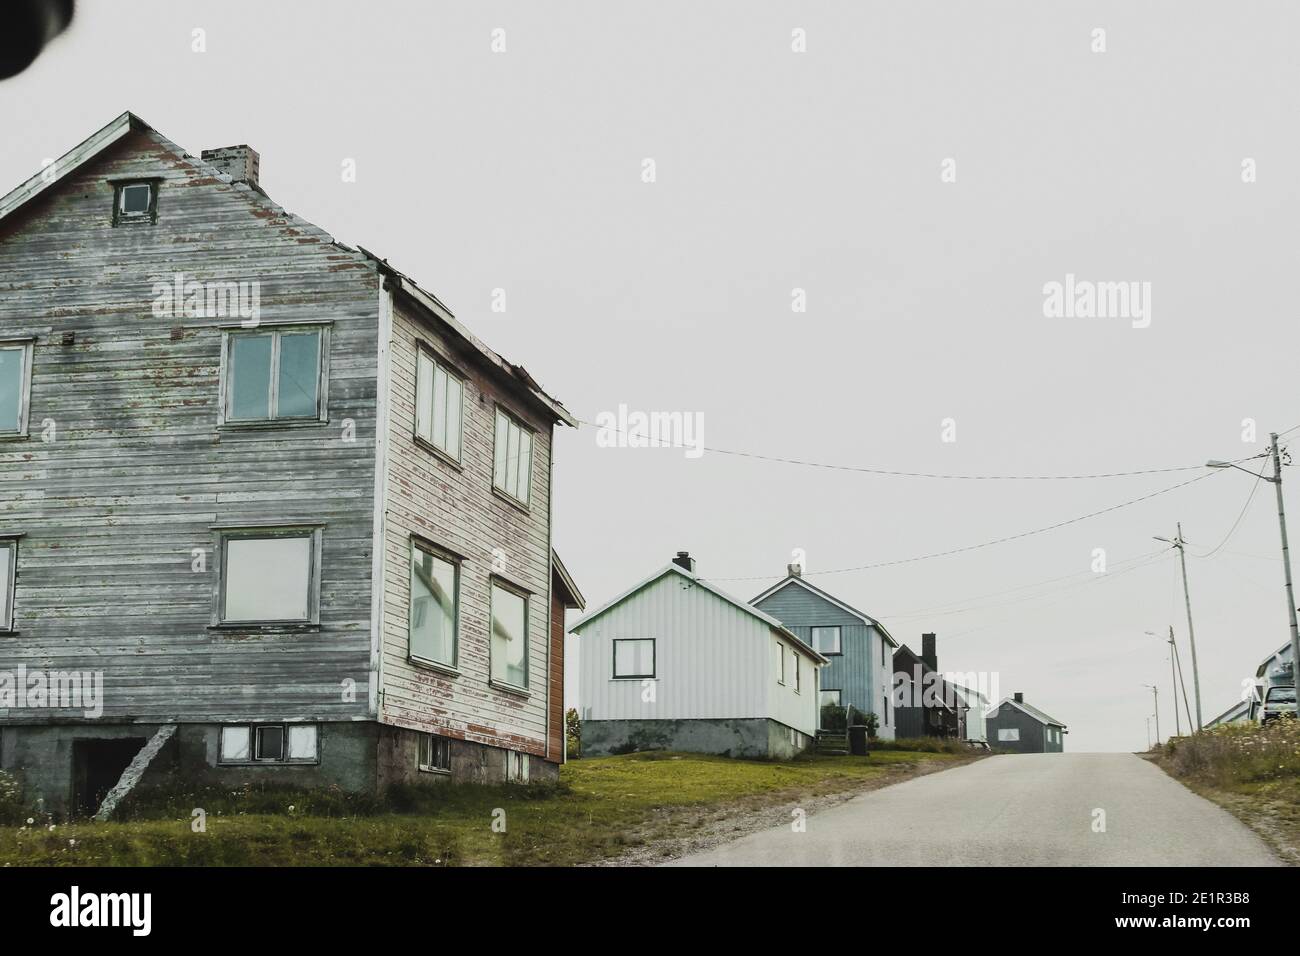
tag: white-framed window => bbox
[409,540,458,669]
[414,347,464,461]
[819,690,841,709]
[219,724,318,764]
[490,579,529,690]
[811,626,841,655]
[0,340,34,438]
[216,527,321,625]
[0,537,16,632]
[221,326,329,424]
[418,733,451,773]
[776,641,786,685]
[998,728,1020,742]
[794,656,801,693]
[883,694,889,725]
[613,638,655,679]
[113,180,157,224]
[492,408,533,506]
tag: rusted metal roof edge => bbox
[362,249,576,428]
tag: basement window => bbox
[216,527,321,626]
[113,180,157,224]
[220,724,318,764]
[418,734,451,773]
[507,750,529,784]
[221,327,329,425]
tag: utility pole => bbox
[1155,525,1203,730]
[1268,433,1300,699]
[1208,434,1300,709]
[1166,631,1179,736]
[1146,627,1185,737]
[1170,626,1194,733]
[1143,683,1160,744]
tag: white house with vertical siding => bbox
[572,553,827,759]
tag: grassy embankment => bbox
[0,741,972,866]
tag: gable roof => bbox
[571,564,828,664]
[1256,640,1294,679]
[950,683,989,707]
[0,111,146,223]
[988,697,1067,728]
[551,549,585,611]
[750,575,899,647]
[0,111,575,430]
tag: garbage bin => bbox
[848,724,869,756]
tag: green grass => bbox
[0,749,964,867]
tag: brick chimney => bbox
[201,145,260,188]
[1014,692,1024,704]
[672,551,696,573]
[921,632,937,672]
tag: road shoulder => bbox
[598,752,986,866]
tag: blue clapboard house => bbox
[752,565,899,738]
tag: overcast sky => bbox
[4,1,1297,751]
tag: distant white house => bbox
[572,553,827,759]
[951,683,989,744]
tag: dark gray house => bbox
[752,566,898,738]
[985,693,1067,753]
[892,634,964,739]
[0,112,579,815]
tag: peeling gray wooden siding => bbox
[0,129,380,724]
[378,294,554,758]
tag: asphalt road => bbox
[669,753,1282,866]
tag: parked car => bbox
[1260,684,1297,725]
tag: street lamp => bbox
[1153,525,1203,730]
[1142,683,1160,744]
[1208,435,1299,719]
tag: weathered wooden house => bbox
[985,693,1067,753]
[0,112,580,814]
[751,566,898,738]
[573,553,827,758]
[892,634,964,739]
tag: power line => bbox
[578,418,1264,481]
[1190,466,1266,559]
[705,471,1222,582]
[938,551,1172,640]
[882,546,1172,620]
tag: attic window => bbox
[113,181,157,224]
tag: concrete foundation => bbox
[0,721,557,816]
[580,717,812,759]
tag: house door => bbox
[71,738,145,817]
